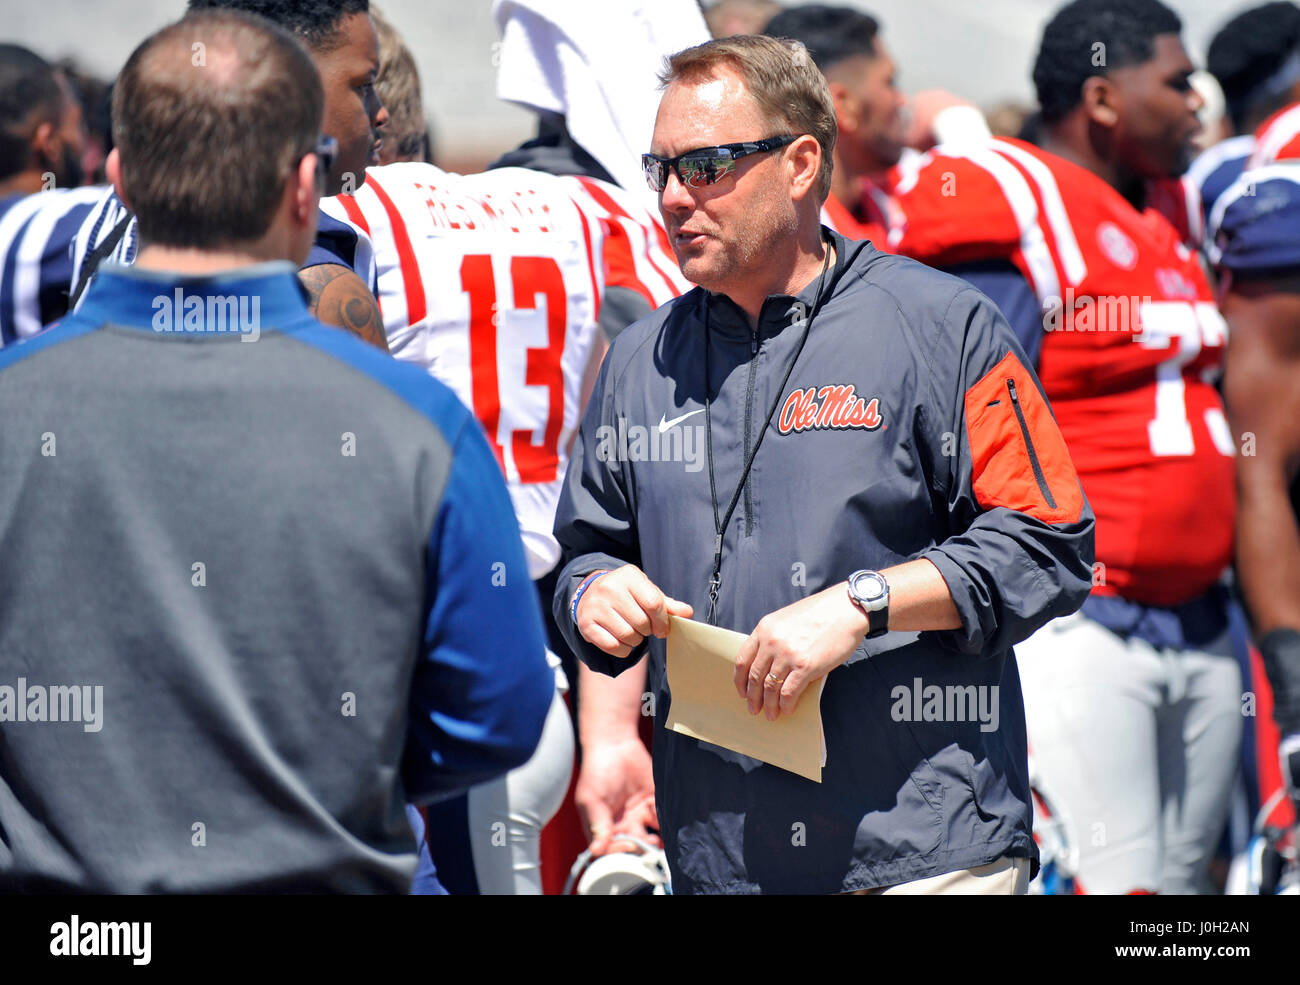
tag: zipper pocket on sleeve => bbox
[1006,378,1058,510]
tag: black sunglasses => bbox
[641,135,799,192]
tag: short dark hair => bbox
[1033,0,1182,125]
[187,0,370,52]
[761,4,880,74]
[113,9,323,249]
[57,59,113,180]
[0,44,64,181]
[1208,2,1300,133]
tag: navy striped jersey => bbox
[0,186,106,345]
[68,187,378,311]
[1188,136,1254,225]
[1210,105,1300,274]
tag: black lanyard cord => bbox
[703,235,833,624]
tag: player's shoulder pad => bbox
[1211,164,1300,273]
[891,139,1025,264]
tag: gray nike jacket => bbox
[553,230,1095,894]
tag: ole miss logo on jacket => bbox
[777,383,883,434]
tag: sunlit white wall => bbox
[3,0,1256,169]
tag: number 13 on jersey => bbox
[461,253,568,484]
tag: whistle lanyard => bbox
[702,237,832,625]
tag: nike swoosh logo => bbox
[657,409,705,434]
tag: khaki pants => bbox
[844,856,1030,895]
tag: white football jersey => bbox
[323,162,687,578]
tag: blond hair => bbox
[371,6,426,161]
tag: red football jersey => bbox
[1250,102,1300,166]
[820,171,900,249]
[894,138,1235,606]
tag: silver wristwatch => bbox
[847,569,890,639]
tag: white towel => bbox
[493,0,709,213]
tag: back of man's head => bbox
[761,4,880,74]
[112,9,322,249]
[187,0,369,52]
[1207,2,1300,134]
[0,44,64,185]
[1033,0,1182,125]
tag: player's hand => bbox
[574,564,693,658]
[575,736,660,856]
[734,582,869,722]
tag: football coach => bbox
[0,10,552,892]
[552,35,1096,895]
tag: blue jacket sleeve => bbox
[918,288,1095,656]
[402,416,555,805]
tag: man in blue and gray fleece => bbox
[0,9,552,892]
[553,35,1096,894]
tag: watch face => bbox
[853,571,887,604]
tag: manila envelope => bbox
[665,615,826,782]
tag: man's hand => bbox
[574,564,693,658]
[298,263,390,351]
[734,582,869,722]
[575,735,659,856]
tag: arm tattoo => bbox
[298,263,390,352]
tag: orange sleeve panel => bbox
[964,351,1085,525]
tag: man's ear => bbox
[826,80,857,136]
[786,134,822,203]
[1081,76,1119,128]
[29,120,57,178]
[295,152,321,225]
[105,148,132,211]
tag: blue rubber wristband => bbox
[570,570,611,624]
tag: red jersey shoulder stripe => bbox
[362,173,426,327]
[1251,102,1300,166]
[335,193,371,238]
[574,177,683,303]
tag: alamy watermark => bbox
[1042,290,1153,333]
[595,416,705,472]
[0,678,103,732]
[890,677,999,733]
[50,915,150,965]
[152,290,261,341]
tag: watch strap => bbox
[865,599,889,639]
